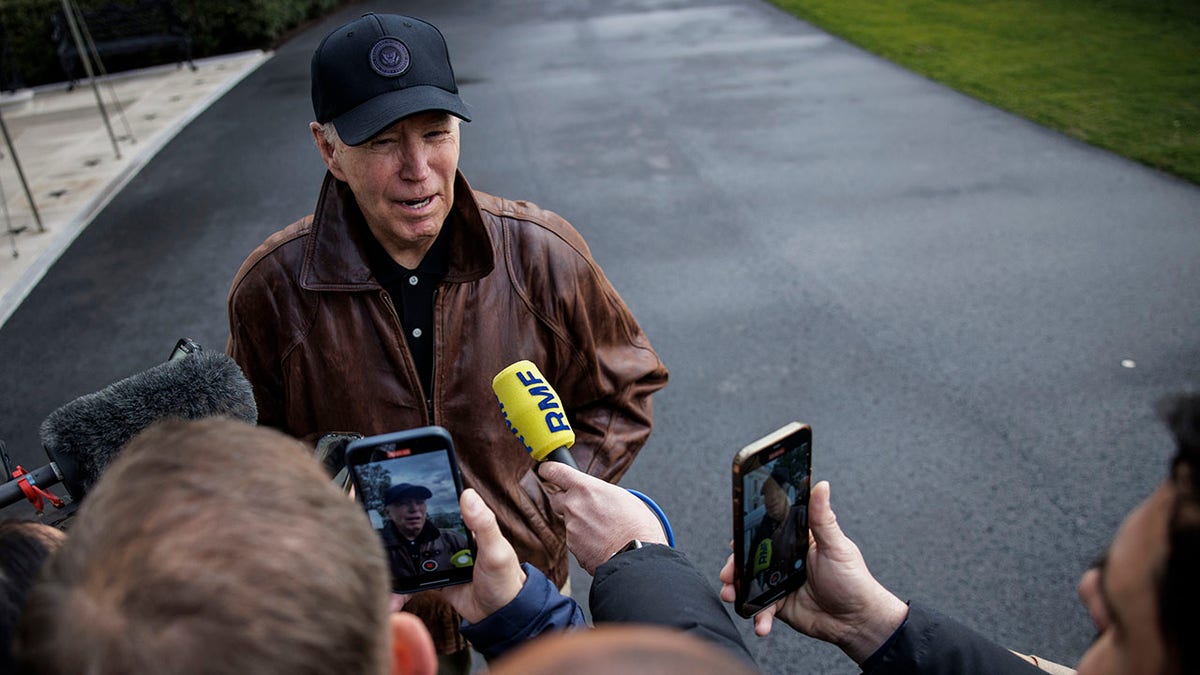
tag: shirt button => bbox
[412,328,423,338]
[409,275,419,286]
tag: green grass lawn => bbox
[770,0,1200,184]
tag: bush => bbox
[0,0,345,90]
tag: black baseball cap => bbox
[384,483,433,505]
[311,13,471,146]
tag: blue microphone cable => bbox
[626,489,676,547]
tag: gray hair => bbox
[318,121,341,147]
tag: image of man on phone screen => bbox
[380,483,472,579]
[747,467,809,597]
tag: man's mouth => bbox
[400,196,432,209]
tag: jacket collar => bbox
[300,170,494,290]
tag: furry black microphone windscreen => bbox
[38,351,258,498]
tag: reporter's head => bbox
[1076,393,1200,675]
[14,417,436,675]
[0,521,64,673]
[489,625,758,675]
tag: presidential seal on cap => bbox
[311,13,471,146]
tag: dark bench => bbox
[51,0,196,89]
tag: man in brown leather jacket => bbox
[225,13,668,667]
[380,483,472,581]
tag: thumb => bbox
[460,489,501,546]
[808,481,852,555]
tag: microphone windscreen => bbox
[753,538,773,575]
[38,351,258,498]
[492,360,575,462]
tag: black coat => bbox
[589,544,755,665]
[863,602,1046,674]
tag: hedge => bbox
[0,0,346,89]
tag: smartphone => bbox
[167,337,202,361]
[345,426,476,593]
[732,422,813,618]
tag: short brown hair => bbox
[16,418,392,675]
[0,521,64,673]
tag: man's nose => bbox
[396,142,431,182]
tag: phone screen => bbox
[346,427,476,593]
[732,422,812,617]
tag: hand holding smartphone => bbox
[732,422,813,618]
[346,426,477,593]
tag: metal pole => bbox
[59,0,121,159]
[0,106,44,233]
[72,0,135,144]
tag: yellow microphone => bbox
[492,360,579,469]
[753,538,774,575]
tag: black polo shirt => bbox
[364,224,451,398]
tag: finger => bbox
[536,460,585,490]
[546,486,568,519]
[718,553,735,584]
[807,481,852,555]
[754,606,777,637]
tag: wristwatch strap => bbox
[611,539,645,559]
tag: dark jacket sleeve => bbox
[459,563,586,661]
[589,544,754,664]
[862,602,1044,675]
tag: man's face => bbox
[1075,480,1173,675]
[317,112,460,266]
[386,497,428,540]
[762,479,790,522]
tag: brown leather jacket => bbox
[226,171,668,652]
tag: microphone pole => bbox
[0,463,64,509]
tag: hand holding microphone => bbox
[536,462,670,575]
[492,360,675,569]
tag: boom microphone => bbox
[492,360,579,470]
[0,350,258,508]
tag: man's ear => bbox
[388,612,438,675]
[309,122,347,181]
